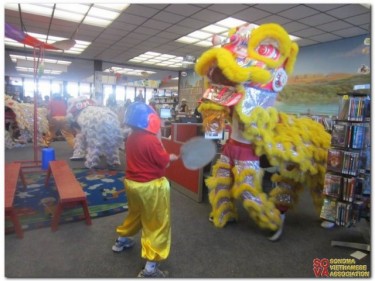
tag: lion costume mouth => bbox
[203,66,243,106]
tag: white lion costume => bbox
[66,97,123,169]
[5,95,49,149]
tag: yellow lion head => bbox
[195,23,299,106]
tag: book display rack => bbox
[320,90,370,227]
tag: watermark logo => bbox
[313,258,329,277]
[313,258,370,277]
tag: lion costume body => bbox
[66,97,123,169]
[195,23,331,237]
[5,95,49,148]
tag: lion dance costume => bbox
[66,97,123,169]
[195,23,331,239]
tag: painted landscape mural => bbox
[275,35,371,116]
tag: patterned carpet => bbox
[6,168,128,234]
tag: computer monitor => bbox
[160,108,172,119]
[204,130,224,140]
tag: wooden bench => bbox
[45,160,92,232]
[5,162,27,239]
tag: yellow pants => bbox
[115,177,171,262]
[45,116,75,148]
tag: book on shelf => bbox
[336,201,352,226]
[350,125,366,149]
[326,149,344,173]
[341,151,360,176]
[320,198,337,222]
[359,147,371,171]
[338,96,350,120]
[342,176,356,202]
[323,173,342,198]
[363,96,371,120]
[338,96,369,121]
[331,123,349,148]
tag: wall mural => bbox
[276,35,371,116]
[178,69,204,111]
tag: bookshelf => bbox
[320,90,370,229]
[152,89,178,114]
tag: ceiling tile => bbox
[166,24,194,36]
[151,11,185,24]
[306,4,344,12]
[146,36,171,45]
[178,18,211,30]
[344,13,371,26]
[124,33,146,42]
[126,31,149,41]
[298,13,336,26]
[142,19,172,31]
[190,9,227,23]
[110,21,138,32]
[157,31,180,40]
[325,4,369,18]
[359,24,370,32]
[140,40,162,49]
[256,14,291,25]
[295,38,319,47]
[333,26,368,38]
[165,4,203,16]
[255,4,297,13]
[125,4,160,18]
[233,7,271,22]
[279,5,319,20]
[193,4,211,8]
[154,44,178,52]
[116,13,147,25]
[96,32,119,42]
[293,27,325,38]
[143,4,169,10]
[116,38,138,48]
[207,4,250,15]
[316,20,353,32]
[309,33,342,42]
[100,28,125,37]
[282,21,309,33]
[136,26,163,36]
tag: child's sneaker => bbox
[137,268,169,278]
[112,237,135,252]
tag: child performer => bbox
[112,101,178,278]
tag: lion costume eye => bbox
[256,44,280,60]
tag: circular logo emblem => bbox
[272,69,288,92]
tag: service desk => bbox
[161,123,205,202]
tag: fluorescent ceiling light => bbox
[194,41,213,47]
[5,3,129,28]
[176,37,199,44]
[202,25,228,33]
[215,17,247,28]
[188,30,212,40]
[174,17,301,56]
[10,54,72,65]
[10,53,71,75]
[128,52,184,69]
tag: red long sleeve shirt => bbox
[48,99,67,117]
[125,129,170,182]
